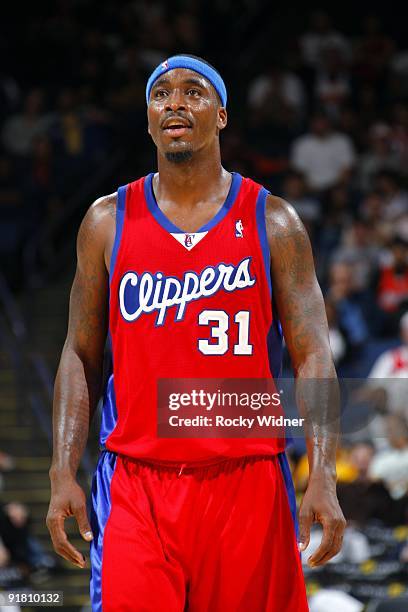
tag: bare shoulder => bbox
[265,193,306,241]
[87,192,117,226]
[77,192,117,255]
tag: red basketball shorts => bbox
[90,451,309,611]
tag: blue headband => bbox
[146,55,227,107]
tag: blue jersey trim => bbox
[99,372,118,448]
[255,186,271,296]
[109,185,127,282]
[90,450,117,611]
[144,172,242,235]
[99,332,118,449]
[267,295,283,380]
[257,186,283,380]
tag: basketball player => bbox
[47,55,345,611]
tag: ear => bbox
[217,107,227,131]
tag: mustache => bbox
[160,112,193,128]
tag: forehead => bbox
[152,68,214,93]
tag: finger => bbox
[72,504,93,542]
[312,524,345,567]
[308,518,336,566]
[55,536,86,568]
[47,514,86,567]
[298,508,313,552]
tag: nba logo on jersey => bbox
[184,234,194,248]
[161,60,169,70]
[235,219,244,238]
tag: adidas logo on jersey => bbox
[118,256,256,326]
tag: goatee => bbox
[165,150,193,164]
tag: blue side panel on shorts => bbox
[278,451,299,540]
[90,451,117,612]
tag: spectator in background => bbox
[360,191,394,245]
[1,89,52,158]
[358,123,401,191]
[50,88,111,185]
[315,44,351,120]
[0,71,20,118]
[21,135,62,234]
[316,184,353,271]
[374,170,408,221]
[389,102,408,172]
[280,170,321,239]
[0,452,14,492]
[50,89,85,180]
[369,414,408,500]
[325,298,346,365]
[0,501,55,577]
[390,49,408,100]
[299,11,351,70]
[336,441,407,526]
[367,311,408,416]
[248,60,306,127]
[0,452,56,577]
[377,237,408,332]
[326,261,369,362]
[332,217,380,293]
[291,111,356,193]
[0,536,10,568]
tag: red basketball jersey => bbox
[101,172,285,462]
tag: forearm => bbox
[295,349,339,482]
[50,343,103,479]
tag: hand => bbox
[298,473,346,567]
[46,473,93,568]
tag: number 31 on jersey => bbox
[198,310,253,356]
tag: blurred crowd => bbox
[0,451,56,593]
[0,2,407,607]
[1,4,407,363]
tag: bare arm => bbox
[266,194,346,566]
[46,193,116,567]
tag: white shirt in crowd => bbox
[369,446,408,499]
[368,345,408,416]
[291,131,356,190]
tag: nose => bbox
[165,88,186,112]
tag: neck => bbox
[155,144,227,206]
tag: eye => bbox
[154,89,168,99]
[186,88,200,97]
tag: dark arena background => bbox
[0,2,408,610]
